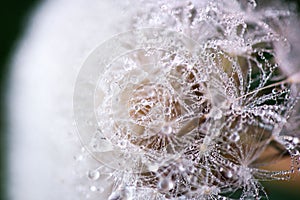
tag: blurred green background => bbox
[0,0,300,200]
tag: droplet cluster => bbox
[77,0,300,199]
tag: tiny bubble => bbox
[88,170,100,180]
[226,170,233,178]
[248,0,257,8]
[158,178,174,191]
[90,185,97,192]
[148,163,159,172]
[160,4,167,10]
[293,137,299,145]
[229,132,240,142]
[161,125,173,135]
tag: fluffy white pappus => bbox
[8,0,125,199]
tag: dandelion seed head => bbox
[71,0,300,199]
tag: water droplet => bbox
[161,125,173,135]
[160,4,167,11]
[229,132,240,142]
[88,170,100,180]
[118,140,127,149]
[90,185,97,192]
[123,57,137,71]
[272,88,279,94]
[187,1,195,10]
[74,155,83,161]
[148,89,156,97]
[134,105,140,111]
[293,137,299,145]
[178,164,185,172]
[248,0,257,9]
[148,163,159,172]
[158,178,174,191]
[211,108,222,120]
[141,99,147,105]
[187,65,193,70]
[226,170,233,178]
[164,107,171,114]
